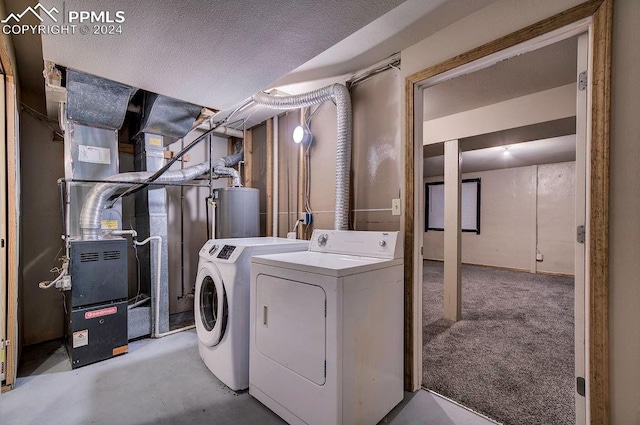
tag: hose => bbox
[253,83,352,230]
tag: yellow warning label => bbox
[149,137,162,146]
[101,220,119,230]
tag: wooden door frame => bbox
[0,36,17,392]
[403,0,612,423]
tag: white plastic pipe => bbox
[273,116,279,236]
[115,232,195,338]
[211,200,217,240]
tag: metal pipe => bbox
[61,178,212,188]
[253,83,352,230]
[133,235,162,337]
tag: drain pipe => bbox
[112,230,195,337]
[253,83,352,230]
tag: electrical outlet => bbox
[536,253,544,262]
[300,212,313,225]
[392,198,401,216]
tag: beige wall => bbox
[536,162,575,275]
[268,68,402,238]
[609,0,640,422]
[19,105,65,345]
[423,163,575,275]
[352,68,402,231]
[403,0,640,421]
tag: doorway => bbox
[404,15,600,423]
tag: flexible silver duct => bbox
[80,152,243,240]
[253,83,352,230]
[213,150,243,187]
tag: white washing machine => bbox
[195,237,309,391]
[249,230,404,425]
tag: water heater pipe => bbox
[253,83,352,230]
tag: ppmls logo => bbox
[1,3,58,24]
[2,3,125,36]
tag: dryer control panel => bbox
[309,230,402,259]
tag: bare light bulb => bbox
[293,126,304,144]
[293,125,312,144]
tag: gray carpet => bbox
[422,260,575,425]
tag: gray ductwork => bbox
[213,150,243,187]
[139,93,203,144]
[66,70,136,130]
[252,83,352,230]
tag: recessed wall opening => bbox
[420,34,585,425]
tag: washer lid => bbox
[195,264,228,347]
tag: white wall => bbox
[403,0,640,421]
[423,162,575,275]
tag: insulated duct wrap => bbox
[66,70,136,130]
[252,84,352,230]
[139,93,203,143]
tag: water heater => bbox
[215,187,260,239]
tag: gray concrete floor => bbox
[1,330,495,425]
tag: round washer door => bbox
[195,263,228,347]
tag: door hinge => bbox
[0,238,4,248]
[577,377,586,397]
[420,246,423,256]
[577,225,586,244]
[578,71,588,91]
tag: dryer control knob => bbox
[317,233,328,246]
[379,240,386,247]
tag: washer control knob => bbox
[379,240,386,247]
[317,233,328,246]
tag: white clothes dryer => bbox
[249,230,404,425]
[195,237,309,391]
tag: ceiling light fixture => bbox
[293,125,312,144]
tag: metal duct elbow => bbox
[252,84,352,230]
[212,150,243,187]
[80,162,210,240]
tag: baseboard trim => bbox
[423,258,575,278]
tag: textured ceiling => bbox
[40,0,405,110]
[271,0,494,92]
[423,35,579,121]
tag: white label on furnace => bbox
[78,145,111,165]
[73,330,89,348]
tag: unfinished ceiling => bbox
[423,35,579,121]
[424,135,577,177]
